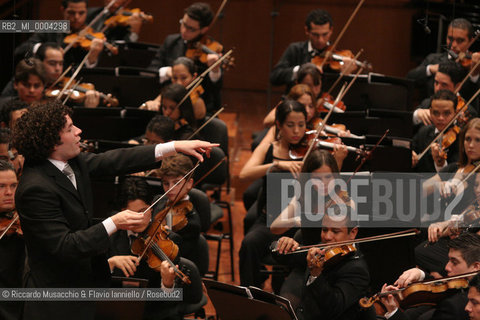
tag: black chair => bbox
[192,147,234,281]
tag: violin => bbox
[189,85,205,105]
[185,36,235,70]
[317,92,346,113]
[0,211,22,240]
[437,124,460,160]
[103,8,153,28]
[162,200,192,232]
[45,76,119,107]
[359,274,471,311]
[311,48,356,71]
[64,27,119,55]
[311,244,357,270]
[289,130,364,160]
[130,211,191,284]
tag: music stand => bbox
[72,107,156,141]
[323,72,415,111]
[79,67,160,107]
[95,277,147,320]
[203,279,297,320]
[97,42,160,69]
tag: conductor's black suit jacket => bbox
[16,145,156,320]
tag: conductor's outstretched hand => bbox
[174,140,219,162]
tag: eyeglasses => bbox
[179,19,200,33]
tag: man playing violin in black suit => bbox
[270,9,357,93]
[14,0,105,69]
[147,2,222,113]
[380,232,480,320]
[12,101,216,320]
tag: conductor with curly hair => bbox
[12,101,217,320]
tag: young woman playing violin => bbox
[141,83,197,140]
[171,57,207,120]
[239,100,307,287]
[140,57,207,120]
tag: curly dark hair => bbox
[12,101,72,164]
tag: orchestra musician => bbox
[13,0,105,69]
[87,0,144,43]
[466,274,480,320]
[407,18,480,106]
[411,90,460,172]
[12,101,217,320]
[270,9,357,93]
[147,2,222,111]
[0,59,46,107]
[107,177,203,320]
[0,160,24,320]
[380,232,480,320]
[413,61,477,128]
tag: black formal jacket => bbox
[270,41,312,90]
[16,145,156,320]
[147,33,222,113]
[296,253,370,320]
[412,124,459,173]
[406,52,479,112]
[389,290,468,320]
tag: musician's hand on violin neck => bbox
[307,247,325,276]
[394,267,424,288]
[431,143,446,167]
[379,284,400,313]
[84,90,100,108]
[276,236,299,254]
[128,12,143,34]
[87,38,104,64]
[339,56,358,74]
[206,53,220,68]
[428,221,451,243]
[160,260,176,288]
[108,255,139,277]
[412,151,419,168]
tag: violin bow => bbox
[187,107,224,140]
[319,49,363,103]
[303,82,347,161]
[47,64,72,90]
[455,57,480,95]
[0,213,19,241]
[186,49,233,91]
[417,86,480,161]
[56,51,91,101]
[209,0,228,31]
[345,129,389,185]
[318,0,367,70]
[99,0,133,33]
[63,0,120,54]
[192,156,227,188]
[274,228,419,254]
[304,63,365,161]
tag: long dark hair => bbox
[274,99,307,140]
[161,83,196,128]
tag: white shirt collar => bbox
[48,158,68,172]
